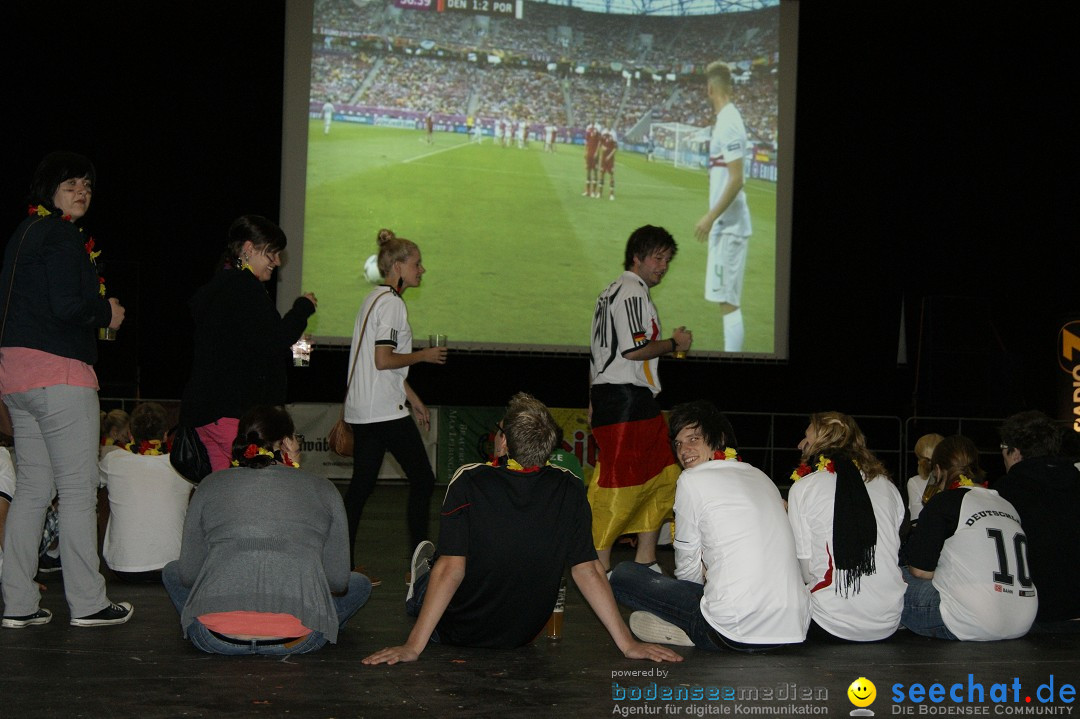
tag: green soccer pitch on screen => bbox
[278,0,797,359]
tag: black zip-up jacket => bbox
[179,267,314,427]
[0,213,111,364]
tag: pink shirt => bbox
[198,611,311,639]
[0,347,98,395]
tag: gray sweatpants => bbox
[2,385,109,618]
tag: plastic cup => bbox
[430,333,448,348]
[98,327,117,341]
[291,334,312,367]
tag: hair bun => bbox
[377,228,396,245]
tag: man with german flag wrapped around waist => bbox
[588,225,693,573]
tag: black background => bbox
[1,1,1075,420]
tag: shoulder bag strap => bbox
[342,289,393,399]
[0,217,46,345]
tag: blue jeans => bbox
[161,561,371,655]
[609,561,774,652]
[900,567,958,640]
[404,562,440,643]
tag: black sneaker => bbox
[70,602,133,627]
[2,608,53,628]
[37,554,62,573]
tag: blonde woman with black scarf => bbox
[787,411,906,642]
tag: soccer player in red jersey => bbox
[583,122,601,197]
[599,128,618,200]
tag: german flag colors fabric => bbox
[587,384,680,550]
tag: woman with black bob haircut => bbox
[162,405,371,655]
[1,151,131,629]
[178,215,318,472]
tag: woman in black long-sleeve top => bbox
[179,215,317,472]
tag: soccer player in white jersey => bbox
[322,101,335,135]
[693,61,752,352]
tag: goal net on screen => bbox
[650,122,709,170]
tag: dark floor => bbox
[2,483,1078,718]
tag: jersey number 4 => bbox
[986,528,1032,587]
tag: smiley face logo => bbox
[847,677,877,708]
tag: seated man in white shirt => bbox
[99,402,193,583]
[609,400,810,651]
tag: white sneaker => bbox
[629,611,694,647]
[407,541,435,602]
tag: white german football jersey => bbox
[344,287,412,424]
[590,271,662,395]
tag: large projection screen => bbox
[280,0,796,359]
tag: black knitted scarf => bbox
[830,454,877,596]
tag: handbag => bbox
[329,290,390,458]
[327,413,354,458]
[169,424,212,485]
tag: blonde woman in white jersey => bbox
[343,229,447,576]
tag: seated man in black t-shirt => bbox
[361,392,682,665]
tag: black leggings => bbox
[345,416,435,565]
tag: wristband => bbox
[669,338,677,354]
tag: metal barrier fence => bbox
[100,397,1009,487]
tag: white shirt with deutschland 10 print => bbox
[907,487,1038,641]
